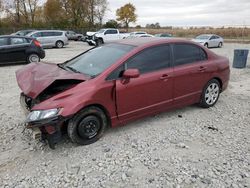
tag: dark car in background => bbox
[11,30,36,36]
[155,33,173,38]
[66,31,84,41]
[0,35,45,65]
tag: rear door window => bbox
[0,38,9,46]
[53,32,63,36]
[173,44,207,66]
[10,38,29,45]
[31,32,42,38]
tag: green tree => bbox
[116,3,137,31]
[104,19,119,28]
[44,0,66,26]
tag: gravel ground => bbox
[0,41,250,188]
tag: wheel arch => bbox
[212,77,223,91]
[78,104,112,127]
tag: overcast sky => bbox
[105,0,250,27]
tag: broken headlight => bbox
[26,108,60,122]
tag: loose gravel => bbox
[0,41,250,188]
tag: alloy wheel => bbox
[205,83,220,105]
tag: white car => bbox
[192,34,223,48]
[86,28,129,46]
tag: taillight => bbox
[33,40,41,47]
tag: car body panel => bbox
[16,62,89,98]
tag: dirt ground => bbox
[0,41,250,188]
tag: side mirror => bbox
[123,69,140,79]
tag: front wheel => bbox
[67,106,108,145]
[204,43,209,48]
[200,79,221,108]
[27,53,40,63]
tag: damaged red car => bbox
[16,38,230,149]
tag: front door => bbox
[115,45,174,122]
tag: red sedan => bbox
[16,38,230,148]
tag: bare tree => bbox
[95,0,108,26]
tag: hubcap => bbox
[205,83,219,105]
[29,54,39,63]
[78,116,100,139]
[57,42,63,48]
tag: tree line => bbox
[0,0,137,32]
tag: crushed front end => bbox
[20,93,70,149]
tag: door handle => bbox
[199,66,207,72]
[160,74,169,80]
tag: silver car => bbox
[27,30,69,48]
[192,34,223,48]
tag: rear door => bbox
[115,45,174,122]
[172,43,210,106]
[7,37,30,62]
[0,37,10,63]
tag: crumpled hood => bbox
[86,32,97,36]
[16,62,89,99]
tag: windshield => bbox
[196,35,210,40]
[97,29,106,33]
[63,44,135,77]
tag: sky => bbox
[104,0,250,27]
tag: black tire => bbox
[67,106,108,145]
[200,79,221,108]
[56,40,64,48]
[27,53,40,63]
[77,36,82,41]
[204,43,209,48]
[218,42,223,48]
[95,38,103,46]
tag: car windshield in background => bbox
[97,29,106,33]
[63,44,135,77]
[196,35,210,40]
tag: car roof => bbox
[114,37,196,47]
[0,35,33,39]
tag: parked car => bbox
[16,38,230,149]
[27,30,69,48]
[86,28,129,46]
[0,35,45,65]
[66,31,84,41]
[11,30,36,36]
[126,31,147,39]
[155,33,172,38]
[192,34,223,48]
[135,34,154,38]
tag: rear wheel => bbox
[56,41,64,48]
[200,79,221,108]
[218,42,223,48]
[67,106,107,145]
[27,53,40,63]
